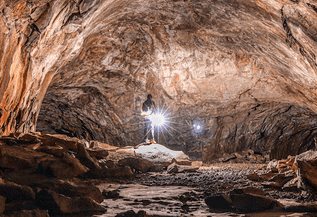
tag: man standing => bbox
[141,94,156,143]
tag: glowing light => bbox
[192,118,204,135]
[150,112,166,127]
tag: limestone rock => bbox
[125,144,191,167]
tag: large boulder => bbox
[229,193,283,212]
[118,157,162,173]
[38,154,88,178]
[295,150,317,191]
[125,144,192,167]
[205,188,283,212]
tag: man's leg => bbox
[144,118,151,143]
[150,124,156,143]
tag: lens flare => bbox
[150,112,166,127]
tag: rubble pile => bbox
[0,133,195,216]
[247,150,317,192]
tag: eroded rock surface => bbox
[1,0,317,161]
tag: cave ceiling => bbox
[1,0,317,160]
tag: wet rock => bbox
[35,189,106,214]
[38,154,88,178]
[118,157,162,173]
[0,179,35,202]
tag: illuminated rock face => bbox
[1,0,317,160]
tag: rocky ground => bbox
[1,133,317,217]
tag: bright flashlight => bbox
[150,113,166,127]
[192,118,204,135]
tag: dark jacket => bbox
[142,98,156,113]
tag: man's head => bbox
[147,94,152,100]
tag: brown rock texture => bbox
[1,0,317,161]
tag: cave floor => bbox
[93,163,316,217]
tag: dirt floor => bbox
[93,163,317,217]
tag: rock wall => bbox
[1,0,317,161]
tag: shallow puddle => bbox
[94,184,312,217]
